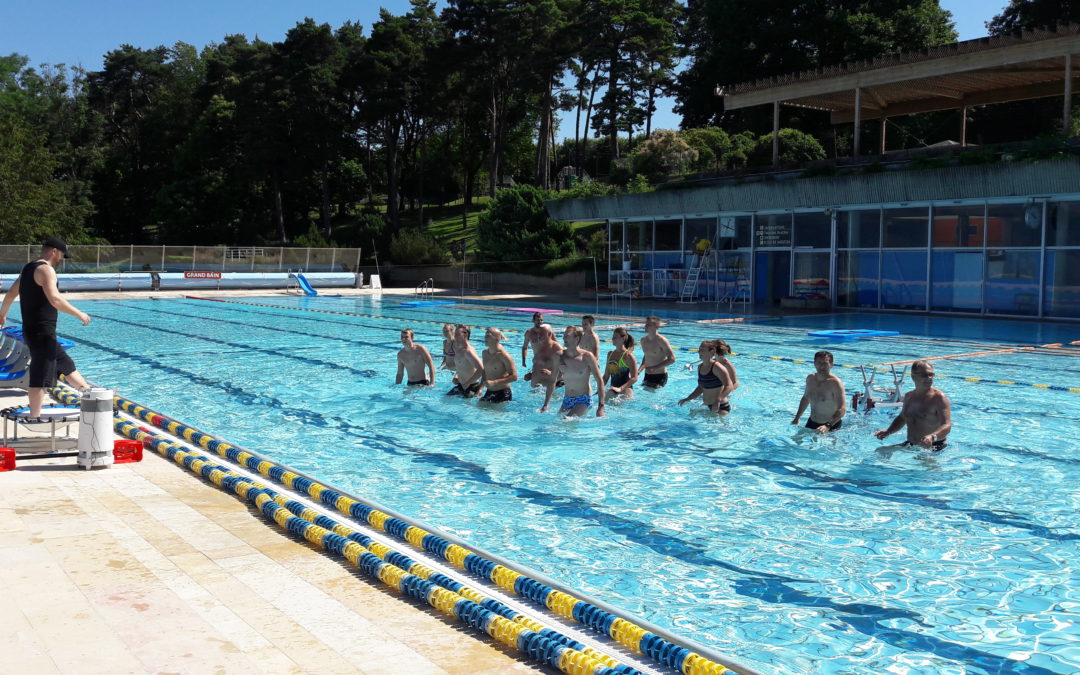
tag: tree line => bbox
[0,0,1073,254]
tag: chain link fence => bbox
[0,245,362,274]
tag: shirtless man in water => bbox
[521,312,545,367]
[395,329,436,387]
[545,325,605,417]
[531,325,563,408]
[479,328,517,404]
[874,360,952,450]
[639,315,676,388]
[792,350,845,433]
[447,324,484,397]
[579,315,600,360]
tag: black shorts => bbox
[407,379,430,386]
[642,372,668,388]
[806,418,842,431]
[25,332,76,388]
[480,388,512,403]
[447,382,482,397]
[902,439,947,452]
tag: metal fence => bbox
[0,245,363,274]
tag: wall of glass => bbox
[602,196,1080,319]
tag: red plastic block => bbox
[113,439,143,464]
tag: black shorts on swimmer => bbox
[480,388,512,403]
[642,372,668,388]
[408,379,430,386]
[901,439,947,451]
[806,418,842,431]
[447,382,482,397]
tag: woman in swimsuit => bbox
[603,326,638,400]
[713,339,738,392]
[677,340,734,414]
[440,323,456,371]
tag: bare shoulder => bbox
[34,263,56,283]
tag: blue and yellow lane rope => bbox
[184,296,1078,394]
[48,387,653,675]
[69,386,736,675]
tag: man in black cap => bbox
[0,237,92,417]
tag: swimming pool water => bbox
[57,296,1079,674]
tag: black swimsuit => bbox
[698,364,724,389]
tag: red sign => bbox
[184,271,222,279]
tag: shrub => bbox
[680,127,731,172]
[475,184,575,262]
[388,228,449,265]
[631,129,698,180]
[752,128,827,166]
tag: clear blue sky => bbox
[2,0,1001,139]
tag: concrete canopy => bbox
[721,24,1080,147]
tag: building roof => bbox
[722,23,1080,124]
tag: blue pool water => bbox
[54,296,1079,674]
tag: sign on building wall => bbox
[755,219,792,247]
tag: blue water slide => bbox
[289,273,318,296]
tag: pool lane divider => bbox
[46,386,654,675]
[50,382,753,675]
[183,296,1079,394]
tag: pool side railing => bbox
[50,383,763,675]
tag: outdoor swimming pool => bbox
[55,296,1078,674]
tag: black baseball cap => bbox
[42,236,69,258]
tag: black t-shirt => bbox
[19,260,57,334]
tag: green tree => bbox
[389,227,449,264]
[475,184,575,261]
[631,129,698,179]
[751,128,827,165]
[676,1,958,130]
[679,126,730,172]
[0,109,90,242]
[988,0,1080,33]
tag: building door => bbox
[754,251,791,305]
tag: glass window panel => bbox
[932,204,984,248]
[756,213,792,248]
[725,215,752,249]
[837,251,879,308]
[882,251,927,309]
[987,203,1040,247]
[794,252,830,298]
[684,217,715,252]
[986,250,1040,315]
[1047,201,1080,246]
[654,219,681,251]
[608,221,623,252]
[793,212,831,248]
[837,209,880,248]
[627,220,652,251]
[884,207,929,248]
[931,251,983,312]
[1044,250,1080,318]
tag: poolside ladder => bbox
[678,254,708,303]
[414,278,434,300]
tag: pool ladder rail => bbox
[415,278,435,300]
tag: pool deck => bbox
[0,387,540,674]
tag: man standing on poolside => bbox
[580,315,600,360]
[792,350,845,433]
[551,326,604,417]
[0,237,91,418]
[447,324,484,397]
[874,360,953,450]
[479,328,517,404]
[521,312,545,367]
[639,315,676,389]
[395,328,436,387]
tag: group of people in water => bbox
[396,311,953,451]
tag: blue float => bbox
[399,300,455,307]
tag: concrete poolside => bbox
[0,387,541,674]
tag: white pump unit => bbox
[77,387,114,470]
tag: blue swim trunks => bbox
[560,393,591,410]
